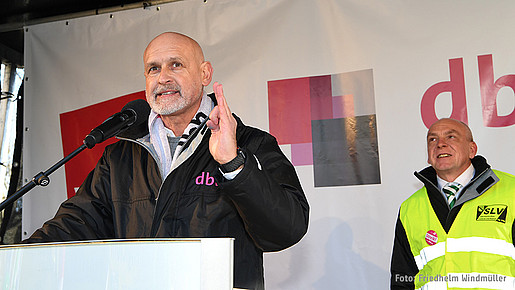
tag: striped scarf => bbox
[148,92,213,177]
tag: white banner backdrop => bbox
[22,0,515,288]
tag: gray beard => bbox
[149,93,190,116]
[148,88,204,116]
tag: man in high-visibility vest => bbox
[390,118,515,289]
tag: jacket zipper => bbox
[116,136,167,233]
[116,121,209,235]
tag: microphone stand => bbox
[0,143,88,212]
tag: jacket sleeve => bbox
[391,211,418,289]
[217,129,309,252]
[23,152,115,243]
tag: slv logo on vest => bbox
[476,204,507,223]
[195,172,218,187]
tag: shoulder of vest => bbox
[401,187,429,211]
[491,169,515,181]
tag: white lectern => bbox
[0,238,234,290]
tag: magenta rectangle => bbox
[291,143,313,166]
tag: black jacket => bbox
[390,156,514,289]
[25,106,310,290]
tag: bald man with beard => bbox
[25,32,310,290]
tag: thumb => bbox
[207,106,220,131]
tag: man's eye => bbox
[148,67,158,73]
[172,62,183,68]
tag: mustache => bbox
[153,84,181,97]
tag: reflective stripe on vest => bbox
[447,237,515,259]
[415,242,445,270]
[415,237,515,270]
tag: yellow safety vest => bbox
[400,170,515,289]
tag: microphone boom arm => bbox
[0,143,88,212]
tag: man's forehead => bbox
[145,42,187,59]
[144,33,202,61]
[429,119,466,131]
[427,128,460,136]
[145,56,184,67]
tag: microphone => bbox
[83,99,150,149]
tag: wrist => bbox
[219,149,245,173]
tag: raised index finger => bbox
[213,82,231,118]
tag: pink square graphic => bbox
[291,143,313,166]
[332,94,355,118]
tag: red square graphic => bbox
[60,91,146,198]
[268,77,312,145]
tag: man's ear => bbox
[201,61,213,86]
[469,141,478,159]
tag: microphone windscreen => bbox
[122,99,151,127]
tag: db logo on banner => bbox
[421,54,515,128]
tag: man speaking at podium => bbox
[25,32,310,290]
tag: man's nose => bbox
[436,138,447,147]
[158,67,173,84]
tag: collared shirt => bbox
[437,163,475,201]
